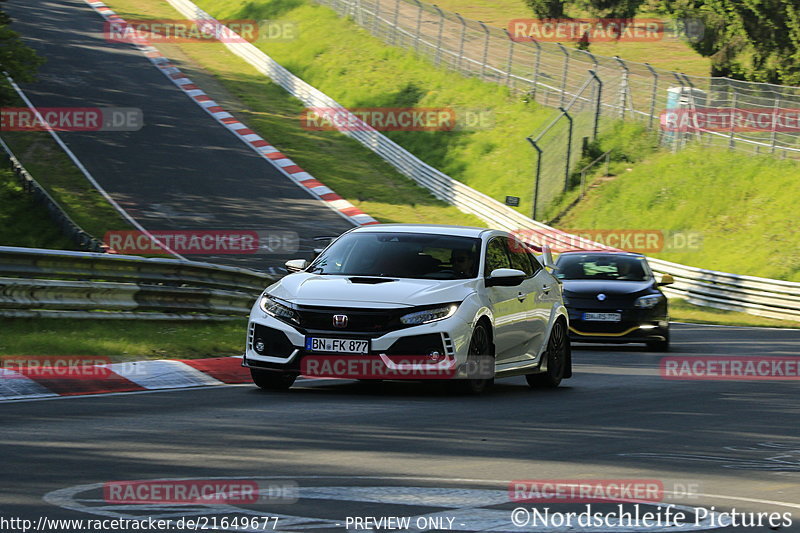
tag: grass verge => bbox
[0,318,247,358]
[0,168,76,250]
[557,145,800,281]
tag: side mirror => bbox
[285,259,309,273]
[540,245,556,270]
[657,273,675,286]
[486,268,526,287]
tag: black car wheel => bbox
[646,328,670,352]
[450,323,494,395]
[527,318,568,388]
[251,369,297,391]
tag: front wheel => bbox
[527,319,568,389]
[251,369,296,391]
[449,323,494,395]
[647,329,670,352]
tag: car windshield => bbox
[308,232,481,279]
[555,254,650,281]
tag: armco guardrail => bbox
[0,247,274,320]
[162,0,800,323]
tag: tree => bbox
[663,0,800,85]
[573,0,645,18]
[524,0,565,19]
[0,0,45,105]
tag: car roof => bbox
[349,224,492,238]
[557,250,645,258]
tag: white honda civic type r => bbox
[243,224,571,393]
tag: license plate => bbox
[305,337,369,354]
[582,312,622,322]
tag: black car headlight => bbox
[634,294,664,309]
[259,295,300,325]
[400,303,459,325]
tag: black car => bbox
[553,251,673,351]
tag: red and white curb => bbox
[83,0,377,227]
[0,357,253,401]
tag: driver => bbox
[451,249,476,277]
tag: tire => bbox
[647,329,670,352]
[251,369,296,391]
[527,318,568,389]
[449,323,494,395]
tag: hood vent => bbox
[348,277,398,284]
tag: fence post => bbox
[526,137,543,220]
[433,5,445,65]
[588,69,602,139]
[413,0,423,52]
[561,107,574,193]
[614,56,629,119]
[580,50,598,112]
[504,30,515,87]
[770,90,781,154]
[479,21,490,78]
[455,13,466,71]
[390,0,401,44]
[557,43,570,107]
[530,40,542,101]
[373,0,382,34]
[728,89,737,151]
[644,62,658,130]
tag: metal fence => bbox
[0,246,274,320]
[319,0,800,159]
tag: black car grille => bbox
[296,306,408,333]
[386,334,445,356]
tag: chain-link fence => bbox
[319,0,800,156]
[316,0,800,217]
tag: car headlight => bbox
[634,294,663,309]
[400,303,459,325]
[259,295,300,325]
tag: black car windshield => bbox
[308,232,481,279]
[555,254,650,281]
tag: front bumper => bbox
[243,311,476,378]
[566,308,668,344]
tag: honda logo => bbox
[333,314,348,328]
